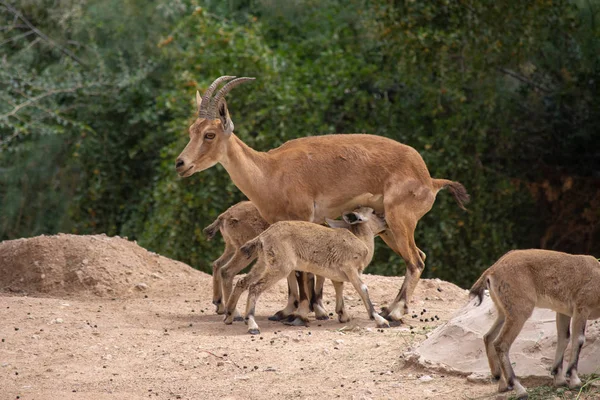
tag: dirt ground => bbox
[0,234,591,400]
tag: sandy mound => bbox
[406,292,600,378]
[0,233,201,297]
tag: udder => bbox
[312,193,384,223]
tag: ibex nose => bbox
[176,159,185,169]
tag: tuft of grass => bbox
[507,375,600,400]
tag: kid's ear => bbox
[326,218,350,229]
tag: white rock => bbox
[135,283,148,291]
[419,375,433,382]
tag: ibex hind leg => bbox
[483,314,505,381]
[490,302,535,400]
[245,271,286,335]
[566,312,588,389]
[223,262,264,325]
[221,249,256,321]
[378,219,423,324]
[551,313,571,387]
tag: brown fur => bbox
[223,207,389,334]
[176,87,470,322]
[470,249,600,399]
[203,201,269,315]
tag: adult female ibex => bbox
[176,76,469,324]
[470,249,600,400]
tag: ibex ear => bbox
[325,218,350,229]
[342,211,367,225]
[217,99,234,135]
[196,90,202,114]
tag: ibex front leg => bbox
[211,242,235,314]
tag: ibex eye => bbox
[205,132,215,140]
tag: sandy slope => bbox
[0,234,596,400]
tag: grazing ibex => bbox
[470,249,600,400]
[203,201,269,315]
[224,207,388,334]
[176,76,469,324]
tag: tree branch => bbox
[0,0,86,66]
[0,29,34,46]
[0,84,98,121]
[497,67,552,93]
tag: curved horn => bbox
[198,75,236,118]
[208,77,255,118]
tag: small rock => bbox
[334,339,344,345]
[466,373,487,383]
[419,375,433,382]
[135,283,148,291]
[264,366,277,372]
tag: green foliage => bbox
[1,0,599,287]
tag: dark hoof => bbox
[498,385,513,393]
[379,310,404,323]
[315,315,330,321]
[248,328,260,335]
[233,316,244,322]
[388,319,403,327]
[283,315,309,327]
[268,311,288,321]
[492,375,501,382]
[215,308,225,315]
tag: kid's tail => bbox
[240,237,262,259]
[469,271,490,306]
[203,216,223,240]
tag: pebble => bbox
[135,283,148,291]
[419,375,433,382]
[466,373,487,383]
